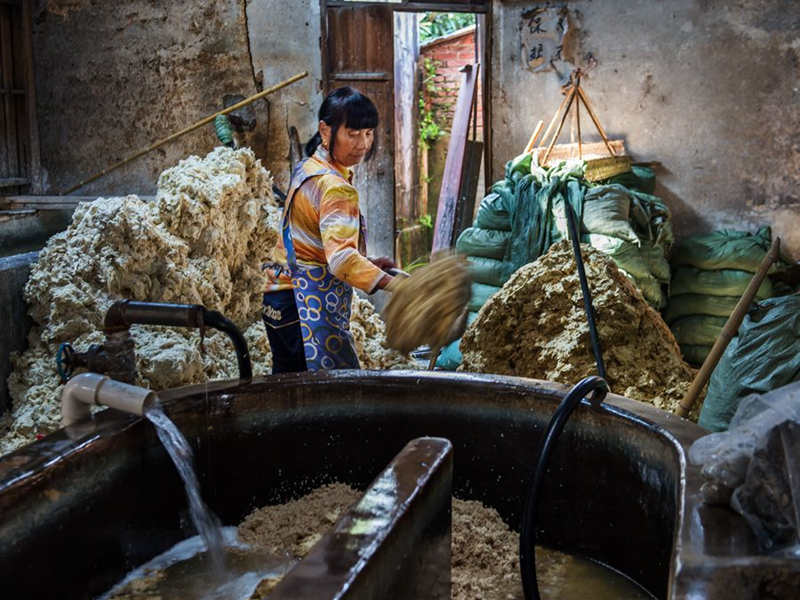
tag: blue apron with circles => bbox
[282,164,361,371]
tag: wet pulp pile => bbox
[460,240,696,414]
[1,148,411,456]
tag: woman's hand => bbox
[369,256,397,272]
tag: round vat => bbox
[0,371,794,598]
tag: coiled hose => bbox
[519,375,609,599]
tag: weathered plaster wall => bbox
[492,0,800,256]
[31,0,323,196]
[32,0,262,196]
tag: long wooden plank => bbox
[432,62,479,251]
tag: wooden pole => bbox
[62,71,309,195]
[676,237,781,418]
[537,89,573,157]
[541,84,578,165]
[523,120,544,154]
[576,85,616,157]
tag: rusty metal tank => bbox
[0,371,796,598]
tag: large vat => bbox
[0,371,795,598]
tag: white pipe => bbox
[60,372,158,428]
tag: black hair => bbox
[305,86,379,160]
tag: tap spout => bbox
[103,300,252,383]
[61,372,157,428]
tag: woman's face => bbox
[320,121,374,167]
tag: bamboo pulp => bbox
[62,71,309,195]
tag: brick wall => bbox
[420,26,482,137]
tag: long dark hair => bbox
[305,86,379,160]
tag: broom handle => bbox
[576,85,616,158]
[62,71,309,195]
[541,84,578,165]
[676,237,781,418]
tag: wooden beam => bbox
[2,195,156,210]
[0,177,29,187]
[326,1,489,13]
[432,63,479,252]
[21,0,40,190]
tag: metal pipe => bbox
[519,376,609,600]
[104,300,252,383]
[564,200,606,379]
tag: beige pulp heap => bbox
[460,241,696,414]
[1,147,410,456]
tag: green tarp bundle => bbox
[467,282,501,313]
[700,295,800,432]
[474,192,511,231]
[436,311,480,370]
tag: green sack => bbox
[474,192,511,231]
[680,344,711,366]
[468,282,501,312]
[582,184,639,243]
[670,315,727,346]
[663,294,741,323]
[635,273,667,309]
[606,165,656,194]
[435,312,480,370]
[588,234,650,281]
[670,267,774,298]
[641,241,670,283]
[671,227,772,273]
[700,295,800,432]
[456,227,511,260]
[467,256,510,287]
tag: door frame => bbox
[321,0,494,209]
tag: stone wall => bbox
[491,0,800,256]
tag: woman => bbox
[262,87,396,372]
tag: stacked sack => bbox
[663,227,776,366]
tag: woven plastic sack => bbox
[663,294,741,323]
[681,343,711,366]
[435,311,480,370]
[474,192,511,231]
[635,273,667,309]
[671,266,774,298]
[588,234,650,280]
[690,381,800,552]
[641,241,670,283]
[467,282,501,313]
[671,315,726,346]
[700,295,800,432]
[581,184,638,243]
[455,227,511,260]
[467,256,509,287]
[672,227,772,273]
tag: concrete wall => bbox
[0,253,37,414]
[491,0,800,256]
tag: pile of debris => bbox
[460,241,696,414]
[0,147,410,456]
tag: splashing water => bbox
[145,405,226,573]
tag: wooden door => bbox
[323,4,395,262]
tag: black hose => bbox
[202,308,252,383]
[519,376,609,600]
[103,300,252,383]
[563,201,606,379]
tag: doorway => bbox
[321,1,491,269]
